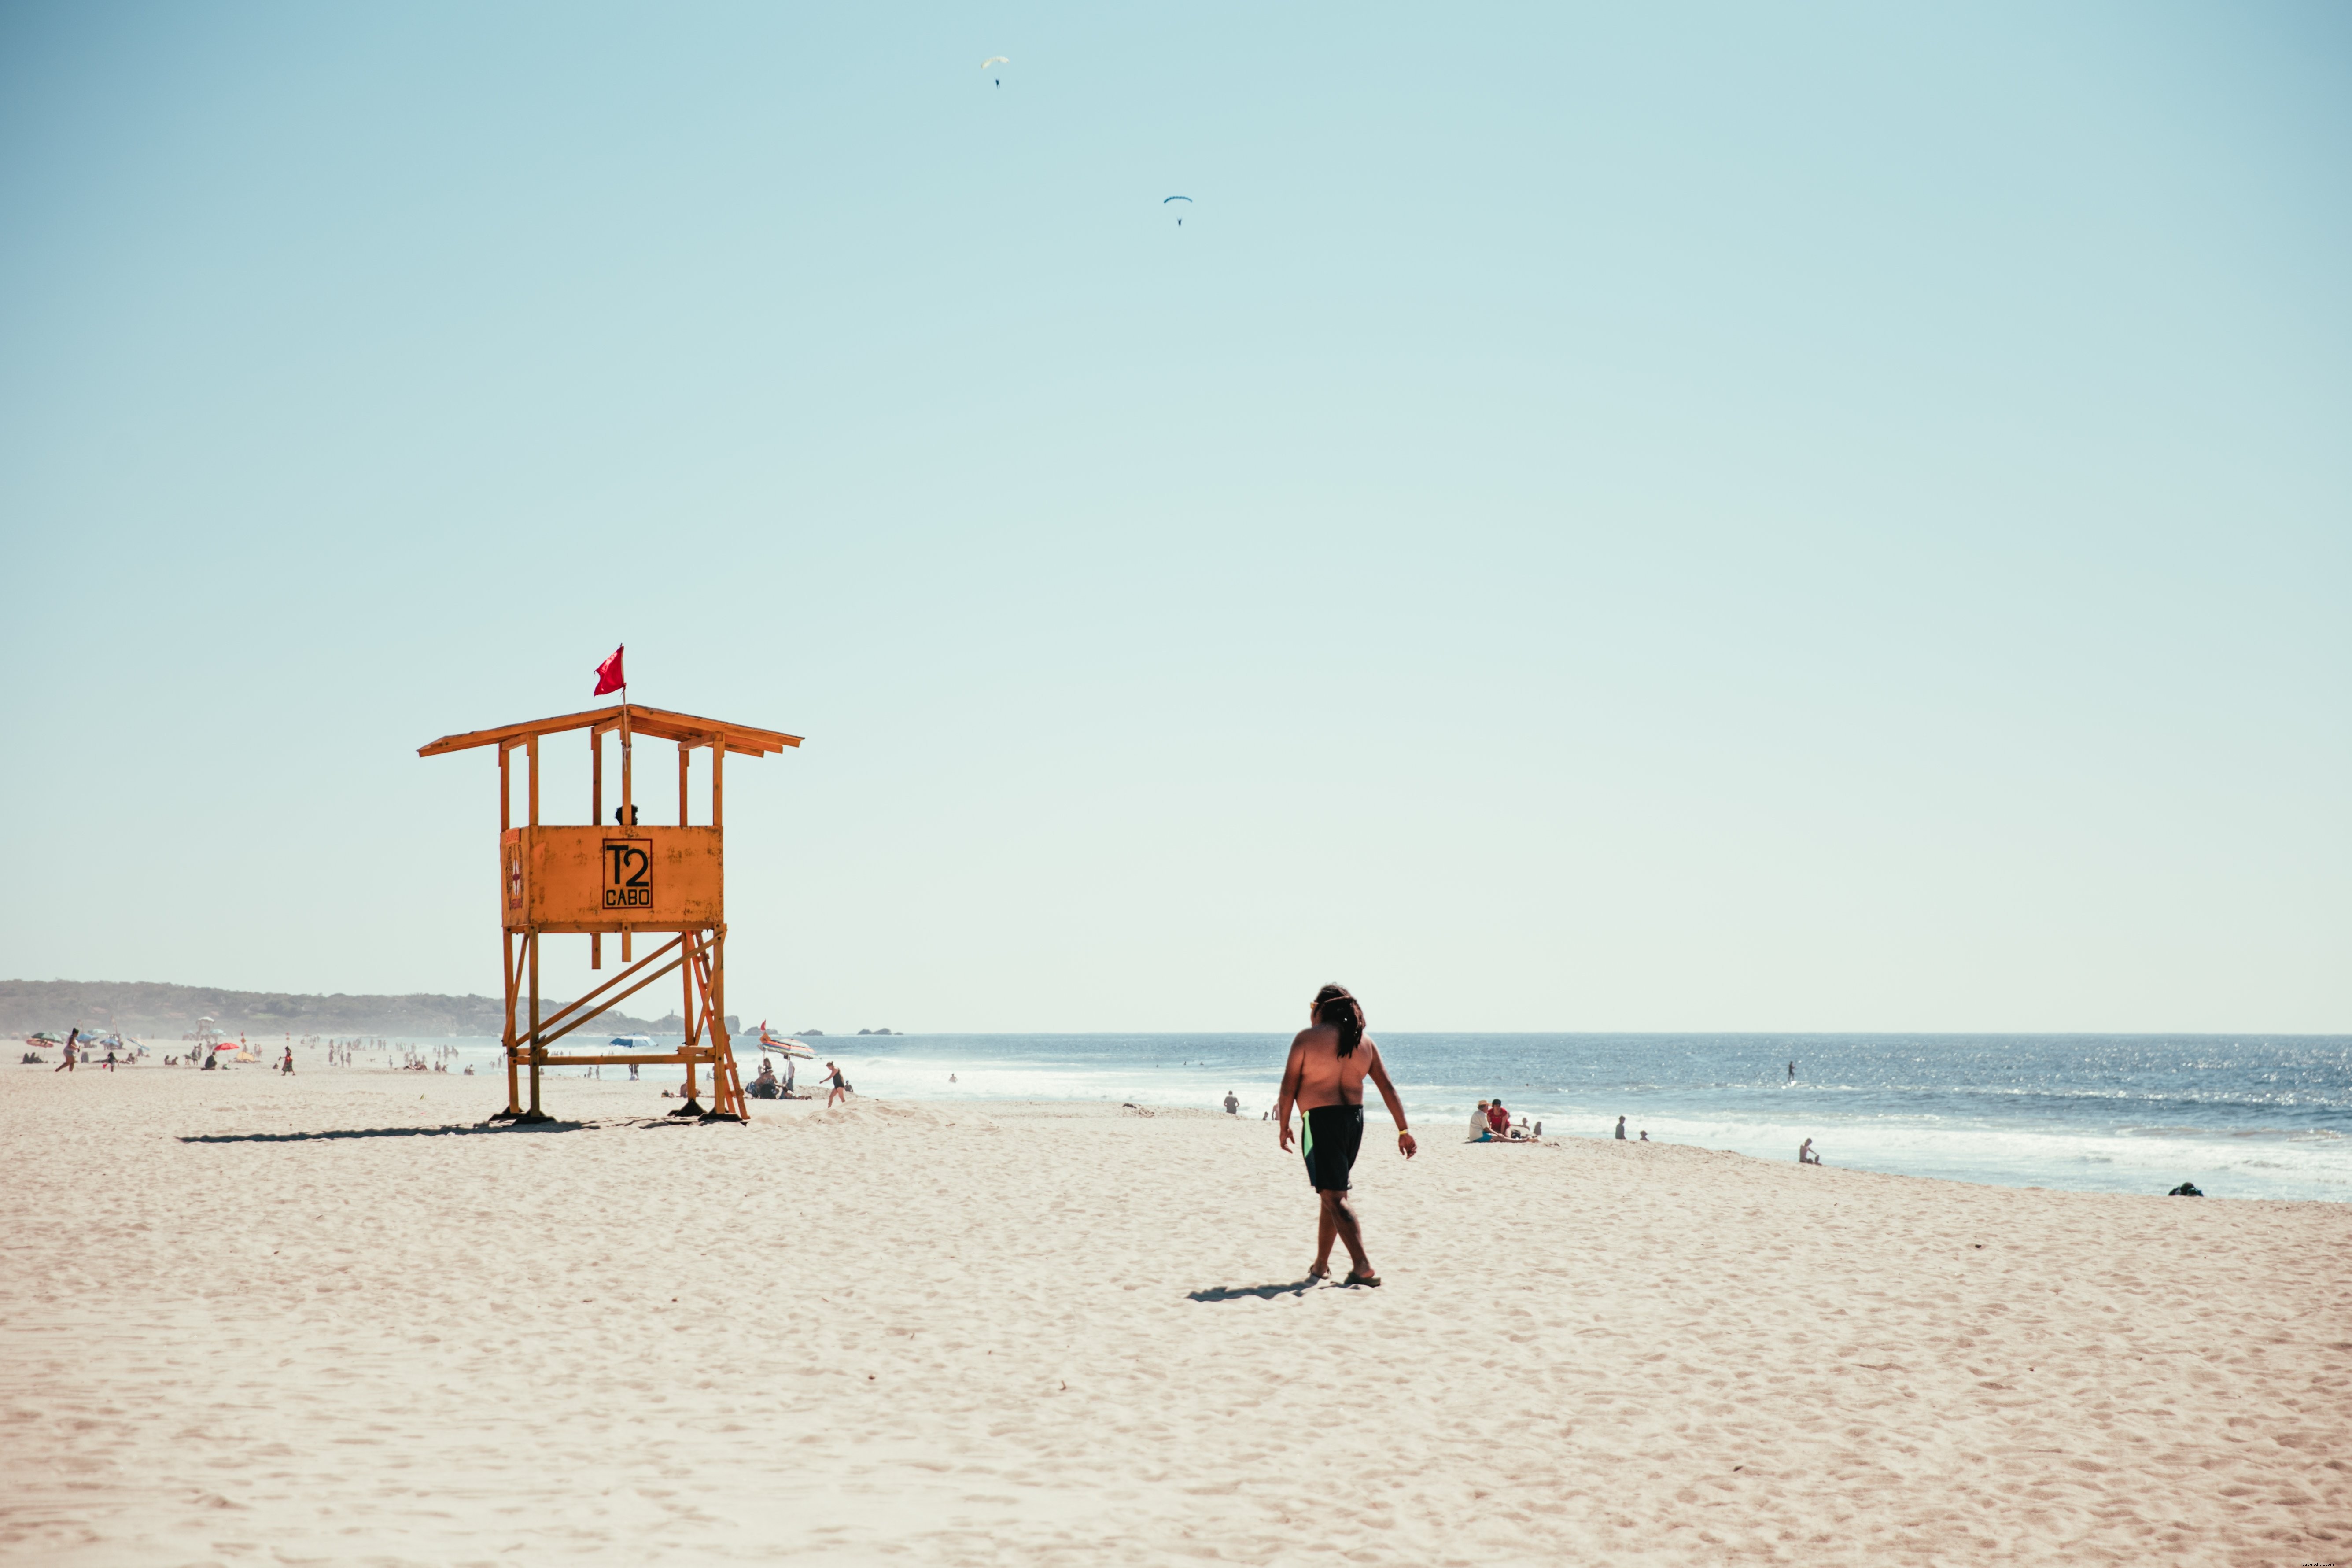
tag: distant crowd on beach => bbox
[1471,1099,1541,1141]
[21,1030,488,1077]
[1204,1086,1836,1163]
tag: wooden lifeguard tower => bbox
[418,702,802,1123]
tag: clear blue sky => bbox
[3,3,2345,1032]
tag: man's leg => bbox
[1318,1189,1371,1278]
[1312,1204,1338,1277]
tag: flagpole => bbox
[619,683,632,962]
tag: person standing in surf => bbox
[1275,984,1416,1286]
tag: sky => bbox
[2,2,2346,1033]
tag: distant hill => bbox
[0,979,674,1039]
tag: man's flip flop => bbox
[1344,1272,1382,1288]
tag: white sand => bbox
[2,1065,2345,1565]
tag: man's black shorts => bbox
[1301,1103,1364,1192]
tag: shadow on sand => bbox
[1187,1278,1327,1302]
[177,1114,737,1144]
[180,1121,590,1143]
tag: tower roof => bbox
[418,703,801,759]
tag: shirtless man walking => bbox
[1275,984,1416,1286]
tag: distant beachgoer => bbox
[1469,1100,1493,1142]
[1788,1060,1795,1082]
[1223,1091,1239,1115]
[1276,984,1414,1286]
[281,1047,295,1075]
[1486,1099,1511,1137]
[1614,1116,1627,1140]
[102,1047,118,1071]
[1639,1130,1649,1142]
[55,1031,78,1073]
[821,1062,851,1107]
[949,1073,958,1083]
[1799,1139,1821,1166]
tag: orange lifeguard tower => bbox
[419,702,802,1123]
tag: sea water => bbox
[412,1033,2349,1203]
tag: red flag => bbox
[593,645,626,697]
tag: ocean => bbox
[386,1031,2349,1203]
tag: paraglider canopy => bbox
[981,55,1008,86]
[1165,195,1192,226]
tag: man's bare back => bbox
[1285,1023,1379,1111]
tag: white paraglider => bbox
[981,55,1009,87]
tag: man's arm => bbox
[1365,1044,1417,1159]
[1275,1034,1307,1151]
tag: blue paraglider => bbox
[1165,195,1192,227]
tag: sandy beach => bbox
[2,1065,2344,1566]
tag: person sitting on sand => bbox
[1487,1099,1513,1137]
[1224,1092,1239,1115]
[1469,1100,1494,1142]
[1639,1130,1649,1142]
[1615,1116,1628,1140]
[1799,1138,1821,1165]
